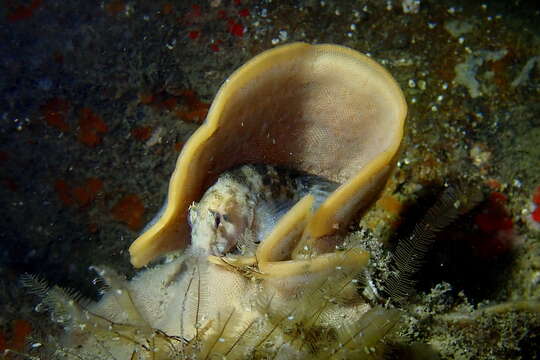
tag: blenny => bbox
[188,164,339,257]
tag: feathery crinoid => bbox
[21,247,400,360]
[20,273,90,327]
[193,249,401,360]
[21,266,191,359]
[384,182,482,304]
[19,161,410,359]
[248,258,401,360]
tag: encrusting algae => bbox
[11,43,421,359]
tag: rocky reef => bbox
[1,1,539,359]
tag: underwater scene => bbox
[1,0,539,359]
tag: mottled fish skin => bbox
[189,164,339,257]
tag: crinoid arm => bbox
[326,306,401,359]
[227,262,401,360]
[20,273,92,328]
[21,267,188,359]
[384,183,482,304]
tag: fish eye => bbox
[209,210,221,228]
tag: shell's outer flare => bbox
[130,42,407,268]
[258,248,369,280]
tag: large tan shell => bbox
[130,42,407,268]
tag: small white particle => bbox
[428,22,437,29]
[402,0,420,14]
[408,79,416,88]
[350,23,356,31]
[37,77,53,91]
[124,4,134,16]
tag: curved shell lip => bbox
[256,248,370,279]
[129,42,407,268]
